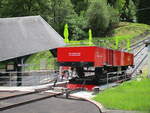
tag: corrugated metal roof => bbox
[0,16,65,61]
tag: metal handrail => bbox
[0,71,58,86]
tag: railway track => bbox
[0,86,82,112]
[0,90,103,113]
[129,40,148,77]
[0,91,37,100]
[134,46,145,57]
[0,91,62,111]
[122,35,150,77]
[127,36,150,51]
[132,55,147,76]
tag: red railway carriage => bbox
[58,46,113,67]
[113,50,122,66]
[123,52,134,66]
[57,46,134,67]
[58,46,96,63]
[57,46,134,90]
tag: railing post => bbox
[125,71,127,80]
[117,72,119,82]
[9,73,11,86]
[107,73,109,88]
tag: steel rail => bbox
[123,37,149,51]
[134,46,145,57]
[0,92,62,111]
[0,91,37,101]
[131,55,147,76]
[130,38,149,49]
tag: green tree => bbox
[0,0,51,17]
[115,0,126,12]
[49,0,75,34]
[108,0,137,22]
[65,12,88,40]
[86,0,119,36]
[86,0,110,36]
[132,0,140,7]
[71,0,89,15]
[137,0,150,24]
[50,0,88,40]
[0,0,76,36]
[120,0,137,22]
[108,5,120,35]
[107,0,117,6]
[127,0,137,22]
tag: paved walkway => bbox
[1,96,100,113]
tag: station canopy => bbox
[0,16,65,61]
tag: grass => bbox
[114,22,150,37]
[24,50,58,71]
[93,78,150,112]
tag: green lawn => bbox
[93,78,150,112]
[114,22,150,37]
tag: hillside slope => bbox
[93,22,150,49]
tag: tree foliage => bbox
[107,0,117,6]
[0,0,50,17]
[86,0,110,36]
[86,0,119,36]
[115,0,126,12]
[48,0,75,34]
[71,0,89,15]
[137,0,150,25]
[65,12,88,40]
[120,0,137,22]
[0,0,148,39]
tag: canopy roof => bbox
[0,16,65,61]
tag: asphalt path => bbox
[0,97,100,113]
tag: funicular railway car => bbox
[57,46,134,90]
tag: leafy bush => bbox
[65,13,88,40]
[86,0,119,37]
